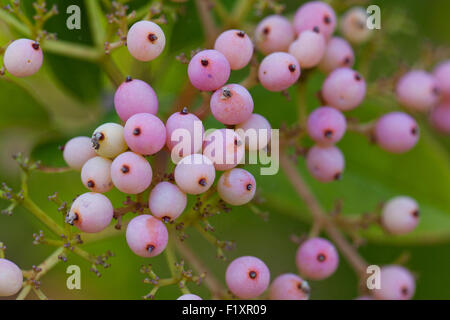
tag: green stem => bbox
[22,197,66,236]
[33,288,48,300]
[100,56,125,88]
[84,0,107,48]
[164,240,177,277]
[230,0,256,26]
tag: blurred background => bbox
[0,0,449,299]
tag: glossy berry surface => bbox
[81,156,113,193]
[396,70,440,112]
[293,1,337,39]
[306,145,345,182]
[124,113,166,156]
[111,152,153,194]
[373,265,415,300]
[322,68,366,111]
[255,15,295,55]
[126,215,168,258]
[429,103,450,134]
[63,136,97,171]
[166,109,204,158]
[214,29,253,70]
[203,129,245,171]
[0,259,23,297]
[296,237,339,280]
[188,50,231,91]
[3,39,43,77]
[66,192,114,233]
[236,114,272,151]
[114,78,158,122]
[217,168,256,206]
[258,52,301,92]
[149,182,187,222]
[381,196,419,235]
[340,7,372,44]
[289,30,326,69]
[210,84,254,125]
[127,21,165,62]
[174,154,216,195]
[269,273,310,300]
[307,106,347,145]
[226,256,270,299]
[319,37,354,73]
[91,123,128,159]
[374,112,419,154]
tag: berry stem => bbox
[85,0,107,49]
[32,287,49,300]
[194,0,220,47]
[22,197,66,236]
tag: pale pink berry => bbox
[114,78,158,122]
[188,50,231,91]
[226,256,270,299]
[255,15,295,55]
[236,114,272,151]
[307,106,347,145]
[177,294,202,300]
[340,7,372,44]
[306,145,345,182]
[210,84,254,125]
[203,129,245,171]
[127,21,165,61]
[296,237,339,280]
[217,168,256,206]
[81,156,113,193]
[63,136,97,171]
[429,103,450,134]
[373,265,415,300]
[126,215,168,258]
[396,70,440,112]
[149,182,187,222]
[269,273,310,300]
[214,30,253,70]
[0,259,23,297]
[289,30,326,69]
[174,154,216,195]
[258,52,301,92]
[3,39,43,77]
[293,1,337,39]
[124,113,166,156]
[374,112,419,154]
[318,37,354,73]
[111,152,153,194]
[433,60,450,99]
[66,193,114,233]
[381,196,419,235]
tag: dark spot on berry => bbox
[199,178,207,187]
[354,73,362,81]
[324,15,331,25]
[432,86,440,96]
[263,27,270,35]
[125,76,133,82]
[133,128,141,136]
[412,209,419,218]
[237,31,246,38]
[324,130,333,138]
[263,71,267,75]
[201,59,209,67]
[146,244,155,253]
[246,184,253,191]
[87,180,95,188]
[289,64,297,72]
[121,165,130,174]
[148,33,158,43]
[181,107,189,114]
[401,286,409,296]
[59,145,65,152]
[91,132,105,150]
[162,216,171,223]
[334,172,342,181]
[313,26,320,33]
[249,271,257,279]
[317,253,326,262]
[297,281,310,294]
[222,87,232,99]
[343,56,351,65]
[32,42,40,50]
[411,126,418,135]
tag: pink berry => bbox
[306,145,345,182]
[322,68,366,111]
[66,193,114,233]
[289,30,326,69]
[177,294,202,300]
[355,296,373,300]
[214,29,253,70]
[374,112,419,154]
[114,78,158,122]
[210,84,254,125]
[0,259,23,297]
[433,60,450,99]
[111,152,153,194]
[188,49,231,91]
[307,106,347,145]
[236,114,272,151]
[269,273,310,300]
[127,21,165,61]
[217,168,256,206]
[293,1,337,39]
[373,265,415,300]
[255,15,295,55]
[81,156,113,193]
[429,102,450,134]
[124,113,166,156]
[174,154,216,195]
[381,196,419,235]
[226,256,270,299]
[149,182,187,222]
[203,129,245,171]
[3,39,43,77]
[63,136,97,171]
[296,237,339,280]
[166,108,205,159]
[258,52,301,92]
[318,37,354,73]
[396,70,440,112]
[340,7,372,44]
[126,215,168,258]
